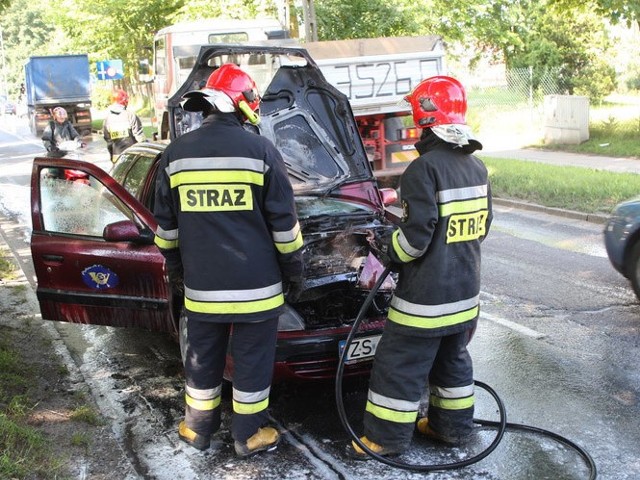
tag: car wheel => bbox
[628,241,640,301]
[179,308,188,366]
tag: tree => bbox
[313,0,419,40]
[558,0,640,28]
[0,0,56,97]
[47,0,185,83]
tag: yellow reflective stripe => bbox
[388,305,479,329]
[439,197,488,217]
[275,231,303,254]
[429,394,475,410]
[185,393,221,411]
[233,397,269,415]
[185,293,284,314]
[170,170,264,188]
[365,400,418,424]
[392,230,414,263]
[154,235,178,250]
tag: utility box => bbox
[543,95,589,145]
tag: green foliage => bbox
[506,2,617,103]
[0,339,63,479]
[47,0,185,83]
[69,405,104,426]
[314,0,419,40]
[0,249,17,281]
[174,0,278,21]
[0,0,57,98]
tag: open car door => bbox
[30,157,175,334]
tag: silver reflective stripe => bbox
[166,156,265,175]
[155,225,178,240]
[272,222,301,243]
[185,282,283,302]
[368,390,420,412]
[186,384,222,400]
[390,294,480,317]
[430,384,474,398]
[437,185,487,203]
[397,229,426,258]
[233,386,270,403]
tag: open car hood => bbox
[167,44,374,194]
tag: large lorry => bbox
[149,19,445,172]
[303,36,445,171]
[24,54,93,137]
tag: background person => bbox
[153,64,303,458]
[103,89,146,163]
[42,107,82,155]
[348,75,493,459]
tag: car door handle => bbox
[42,254,64,262]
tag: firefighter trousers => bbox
[363,328,475,451]
[183,316,278,443]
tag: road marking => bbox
[480,311,546,339]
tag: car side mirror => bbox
[379,188,398,207]
[103,220,155,244]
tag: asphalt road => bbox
[1,114,639,479]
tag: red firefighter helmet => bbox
[111,89,129,107]
[182,63,260,124]
[404,76,467,129]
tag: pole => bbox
[301,0,318,42]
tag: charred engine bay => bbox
[293,214,395,329]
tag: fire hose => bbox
[334,265,597,478]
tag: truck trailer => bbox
[148,19,445,173]
[24,54,93,137]
[303,36,445,171]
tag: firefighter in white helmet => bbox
[153,63,303,458]
[348,76,493,459]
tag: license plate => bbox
[338,335,381,364]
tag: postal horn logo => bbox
[82,264,119,289]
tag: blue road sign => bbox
[96,60,124,80]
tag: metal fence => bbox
[465,67,566,149]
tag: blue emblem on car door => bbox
[82,264,119,289]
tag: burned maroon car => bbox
[29,45,398,382]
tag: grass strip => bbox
[483,157,640,214]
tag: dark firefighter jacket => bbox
[153,113,304,323]
[386,130,493,337]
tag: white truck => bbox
[303,35,446,171]
[149,19,446,173]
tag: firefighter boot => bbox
[345,436,401,460]
[416,417,469,446]
[178,421,211,451]
[234,426,280,458]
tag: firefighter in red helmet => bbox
[348,76,493,459]
[103,89,146,163]
[153,63,303,457]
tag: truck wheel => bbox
[628,241,640,301]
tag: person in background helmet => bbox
[42,106,82,155]
[103,89,146,163]
[153,63,303,458]
[348,76,493,459]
